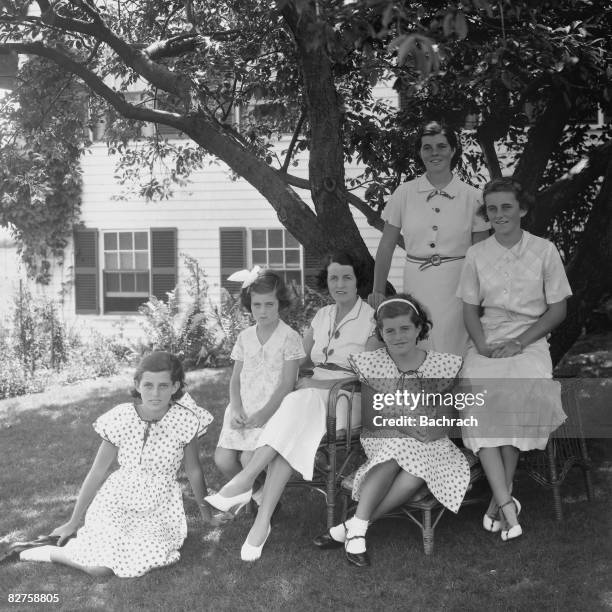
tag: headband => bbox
[376,298,420,317]
[228,265,263,288]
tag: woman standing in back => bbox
[368,121,490,355]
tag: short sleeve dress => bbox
[256,300,375,480]
[62,395,213,578]
[348,349,470,513]
[383,174,490,355]
[217,320,305,451]
[456,232,572,453]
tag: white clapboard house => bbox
[12,83,402,339]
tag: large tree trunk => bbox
[550,160,612,364]
[281,1,375,289]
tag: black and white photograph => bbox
[0,1,610,610]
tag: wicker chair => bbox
[286,377,363,527]
[520,377,594,520]
[340,447,485,555]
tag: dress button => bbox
[434,208,440,213]
[432,225,438,231]
[429,242,435,248]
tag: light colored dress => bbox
[217,320,305,451]
[457,231,572,453]
[383,174,490,355]
[62,393,213,578]
[349,349,470,513]
[256,300,375,480]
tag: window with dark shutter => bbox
[98,227,176,313]
[220,227,247,292]
[151,228,177,300]
[74,228,100,314]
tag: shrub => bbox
[137,255,238,368]
[138,289,181,353]
[0,347,50,399]
[61,331,135,383]
[178,255,223,368]
[284,283,332,334]
[11,286,67,373]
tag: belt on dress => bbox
[405,253,465,271]
[315,363,354,373]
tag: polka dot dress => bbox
[349,349,470,513]
[62,394,212,578]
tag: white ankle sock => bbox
[19,545,55,562]
[328,522,347,542]
[345,516,368,554]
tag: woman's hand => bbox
[491,339,522,359]
[229,404,247,428]
[476,343,494,358]
[50,521,79,546]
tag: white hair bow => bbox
[228,265,263,288]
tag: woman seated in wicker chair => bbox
[457,177,571,542]
[313,294,471,567]
[206,251,375,561]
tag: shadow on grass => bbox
[1,367,611,611]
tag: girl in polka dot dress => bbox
[313,295,470,567]
[19,351,215,577]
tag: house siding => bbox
[23,139,406,340]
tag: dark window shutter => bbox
[220,227,247,291]
[151,228,177,301]
[304,250,322,290]
[74,228,99,314]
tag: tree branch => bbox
[143,34,204,60]
[281,110,305,173]
[1,41,184,127]
[535,140,612,229]
[514,93,571,193]
[476,124,502,179]
[35,0,193,103]
[280,171,309,191]
[279,170,405,248]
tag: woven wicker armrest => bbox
[325,377,361,444]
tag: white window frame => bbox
[100,229,151,313]
[247,228,304,289]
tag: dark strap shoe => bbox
[313,530,344,549]
[345,535,370,567]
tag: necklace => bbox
[322,300,362,361]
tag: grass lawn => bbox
[0,367,611,612]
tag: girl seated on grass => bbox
[19,351,216,577]
[313,295,470,567]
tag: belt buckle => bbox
[429,254,442,266]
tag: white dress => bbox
[217,320,305,451]
[255,300,375,480]
[349,349,470,513]
[383,174,490,355]
[62,394,213,577]
[457,232,572,453]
